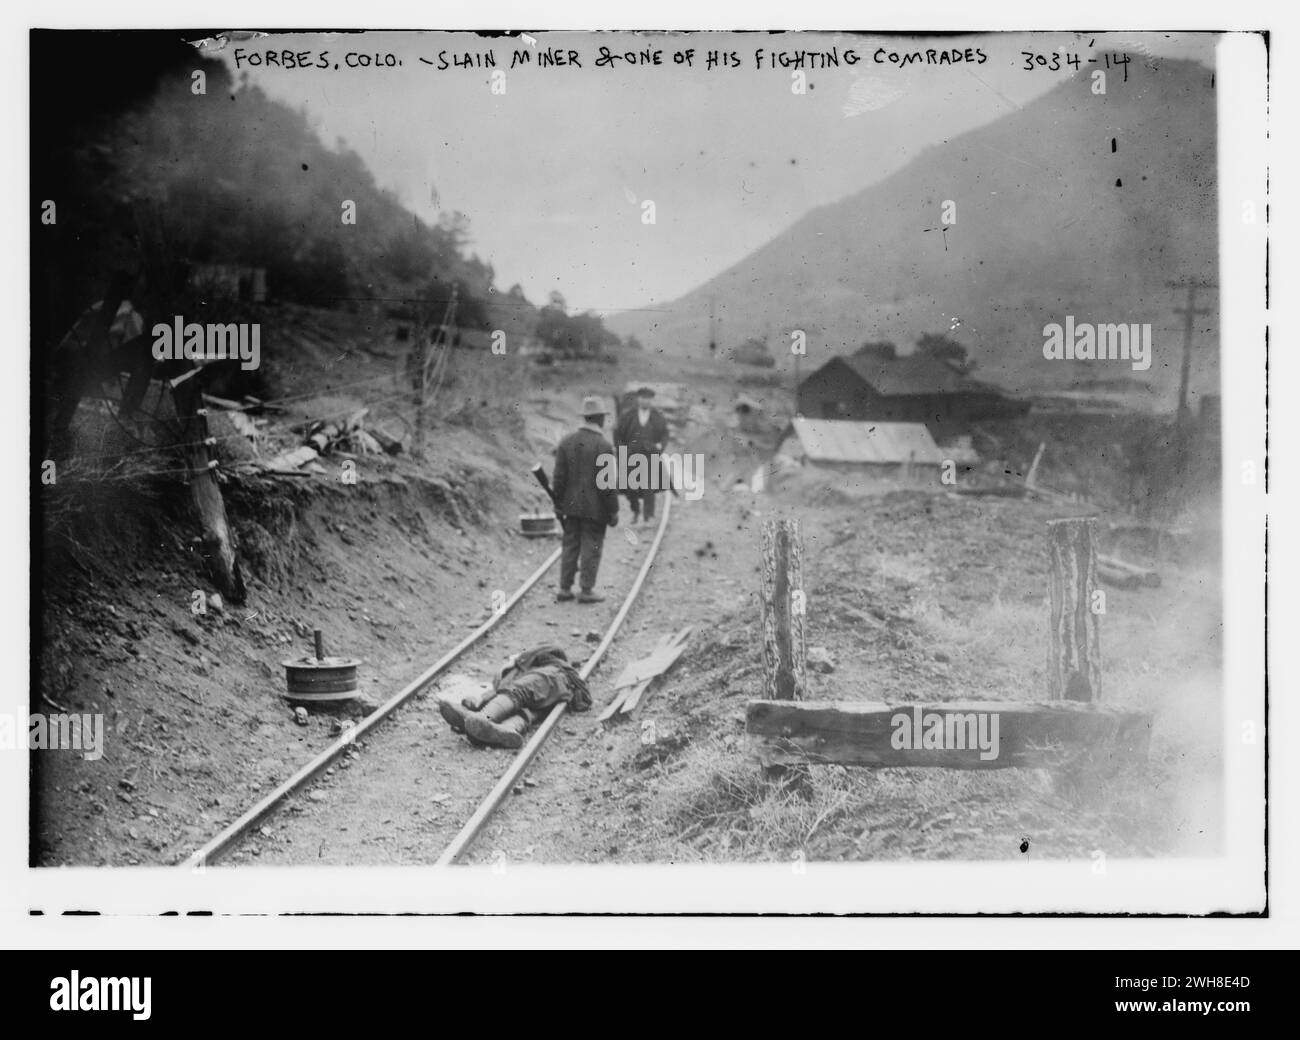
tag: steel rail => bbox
[435,490,673,865]
[183,543,563,868]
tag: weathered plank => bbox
[620,627,692,714]
[746,699,1152,770]
[599,627,693,721]
[613,626,693,689]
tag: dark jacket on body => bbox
[553,425,619,524]
[614,406,669,457]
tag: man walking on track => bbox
[614,386,670,525]
[553,395,619,603]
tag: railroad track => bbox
[183,492,673,869]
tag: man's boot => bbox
[465,694,529,750]
[438,684,491,734]
[577,589,605,603]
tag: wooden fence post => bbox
[761,518,806,702]
[1046,517,1101,702]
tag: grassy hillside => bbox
[609,58,1218,409]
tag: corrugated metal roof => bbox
[782,418,943,465]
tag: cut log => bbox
[746,700,1152,770]
[352,429,385,455]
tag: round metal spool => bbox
[281,655,363,703]
[519,512,558,537]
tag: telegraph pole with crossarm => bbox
[1166,279,1216,421]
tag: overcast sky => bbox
[215,30,1215,316]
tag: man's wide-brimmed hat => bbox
[636,386,655,397]
[581,395,607,418]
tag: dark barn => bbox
[796,350,1029,442]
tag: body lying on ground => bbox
[438,645,592,749]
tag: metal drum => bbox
[282,630,362,703]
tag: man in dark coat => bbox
[613,386,670,524]
[552,395,619,603]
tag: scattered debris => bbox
[599,626,693,720]
[807,646,836,674]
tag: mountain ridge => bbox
[608,57,1218,408]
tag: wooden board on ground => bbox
[599,626,693,721]
[746,699,1152,770]
[262,445,319,473]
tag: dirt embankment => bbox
[34,423,559,866]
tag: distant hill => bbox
[31,32,534,353]
[608,58,1218,409]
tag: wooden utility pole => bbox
[1046,517,1101,702]
[760,518,806,702]
[1166,279,1216,421]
